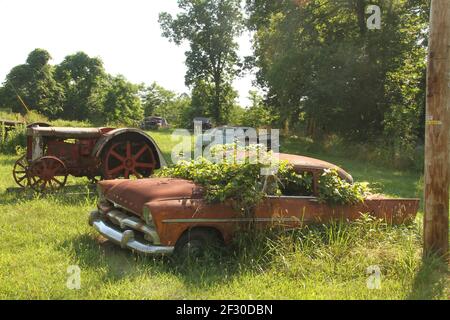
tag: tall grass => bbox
[171,215,448,299]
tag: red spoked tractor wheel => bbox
[102,140,156,180]
[28,156,68,192]
[12,155,30,188]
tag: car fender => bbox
[145,199,234,246]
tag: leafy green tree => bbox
[240,91,278,128]
[159,0,244,124]
[103,75,144,125]
[0,49,64,117]
[245,0,428,148]
[227,104,245,126]
[187,79,238,127]
[156,93,191,128]
[0,86,7,108]
[55,52,108,120]
[140,82,176,116]
[188,80,214,122]
[140,82,192,127]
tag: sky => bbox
[0,0,257,107]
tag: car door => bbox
[255,195,332,230]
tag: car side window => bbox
[264,170,314,197]
[280,170,315,197]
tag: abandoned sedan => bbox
[88,153,420,256]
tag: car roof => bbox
[213,126,253,130]
[277,153,353,183]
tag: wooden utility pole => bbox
[424,0,450,258]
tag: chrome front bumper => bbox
[89,211,174,255]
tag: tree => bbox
[103,75,144,125]
[240,90,278,128]
[159,0,244,124]
[0,49,64,117]
[156,93,191,128]
[187,79,238,127]
[140,82,177,116]
[141,82,193,127]
[55,52,108,121]
[245,0,428,148]
[140,82,192,127]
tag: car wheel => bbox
[174,229,223,260]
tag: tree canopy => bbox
[0,49,64,117]
[141,82,191,127]
[103,75,144,125]
[245,0,428,150]
[159,0,244,124]
[0,50,157,125]
[55,52,108,120]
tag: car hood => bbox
[98,178,204,215]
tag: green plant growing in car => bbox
[155,145,371,217]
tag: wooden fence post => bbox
[424,0,450,258]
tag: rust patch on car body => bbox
[98,178,204,215]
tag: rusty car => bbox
[13,124,166,191]
[139,116,170,130]
[201,126,277,151]
[88,153,420,257]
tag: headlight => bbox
[143,206,154,226]
[96,184,113,213]
[97,184,106,202]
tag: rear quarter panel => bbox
[147,196,419,246]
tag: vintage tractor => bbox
[12,124,166,192]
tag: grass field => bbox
[0,130,448,299]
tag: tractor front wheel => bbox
[12,155,30,188]
[29,156,68,192]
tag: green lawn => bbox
[0,130,448,299]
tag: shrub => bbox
[0,125,26,154]
[155,145,371,216]
[51,119,92,127]
[23,110,49,124]
[317,169,370,205]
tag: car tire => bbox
[174,229,224,260]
